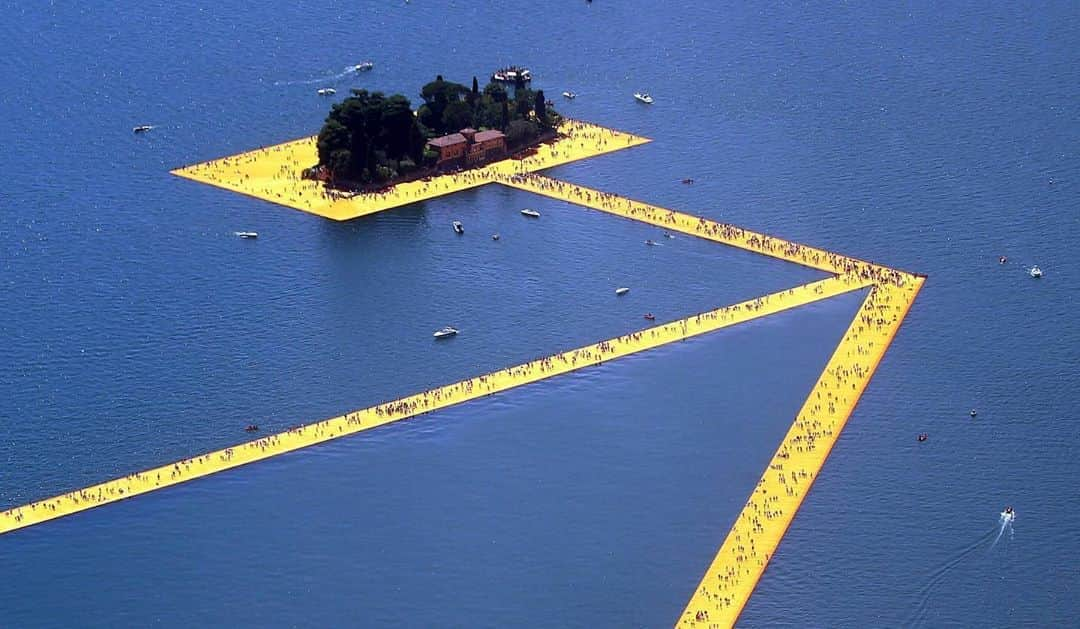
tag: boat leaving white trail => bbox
[274,64,373,87]
[991,509,1015,549]
[909,514,1013,626]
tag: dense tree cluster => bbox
[316,74,560,183]
[315,90,426,183]
[416,75,556,138]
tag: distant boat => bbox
[235,231,258,239]
[645,239,657,246]
[491,66,532,83]
[433,326,458,339]
[317,87,336,96]
[132,125,154,134]
[520,208,541,218]
[453,220,464,234]
[644,313,656,321]
[492,233,500,241]
[615,287,630,296]
[562,91,577,99]
[634,92,654,104]
[352,62,374,72]
[1029,265,1043,278]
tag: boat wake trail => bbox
[273,65,363,87]
[908,520,1003,627]
[991,512,1015,550]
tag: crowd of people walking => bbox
[9,126,923,629]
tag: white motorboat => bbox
[1029,265,1043,278]
[491,66,532,83]
[634,92,654,104]
[453,221,464,234]
[562,91,577,99]
[317,87,336,96]
[1002,506,1015,523]
[132,125,154,133]
[235,231,259,239]
[615,287,630,296]
[352,62,374,72]
[433,326,458,339]
[520,208,541,218]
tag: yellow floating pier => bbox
[7,118,925,628]
[0,275,867,535]
[677,278,923,627]
[170,120,650,221]
[497,173,899,279]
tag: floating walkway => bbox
[676,278,923,627]
[497,173,902,281]
[0,275,867,535]
[497,173,925,626]
[8,120,926,628]
[170,120,649,221]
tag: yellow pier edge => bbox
[4,119,924,628]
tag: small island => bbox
[309,74,561,190]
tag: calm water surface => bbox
[2,2,1078,627]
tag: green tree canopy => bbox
[476,100,504,129]
[317,90,424,181]
[317,119,350,166]
[534,90,547,127]
[420,76,469,134]
[506,119,539,146]
[483,81,508,103]
[441,100,474,132]
[315,73,559,183]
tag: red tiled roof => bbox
[473,129,506,143]
[427,133,467,148]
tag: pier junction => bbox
[3,119,924,628]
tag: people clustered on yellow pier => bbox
[8,119,925,629]
[500,173,912,290]
[0,271,869,536]
[171,120,649,221]
[678,279,922,627]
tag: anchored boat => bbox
[491,66,532,83]
[453,221,464,234]
[132,125,154,133]
[234,231,259,239]
[562,91,577,99]
[1029,265,1043,278]
[433,326,458,339]
[317,87,336,96]
[634,92,654,104]
[615,287,630,296]
[520,208,541,218]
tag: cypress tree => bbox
[534,90,547,126]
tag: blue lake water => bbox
[2,1,1079,627]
